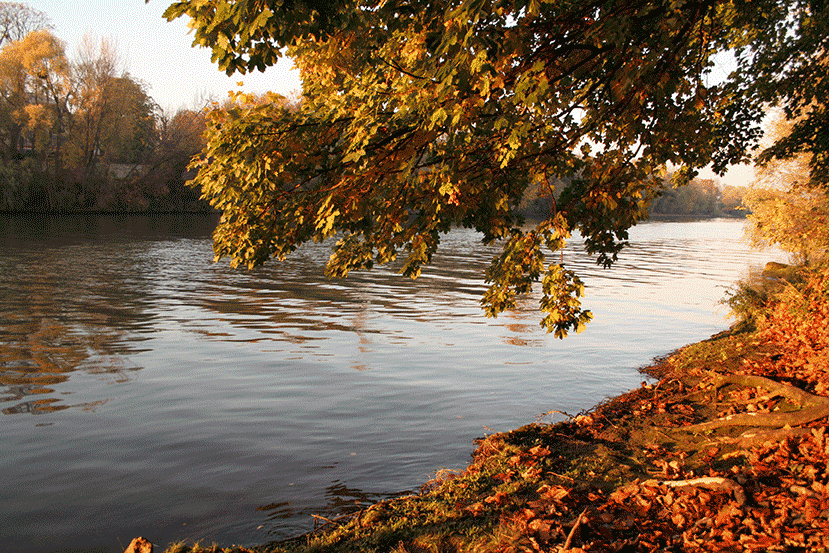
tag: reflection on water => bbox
[0,216,207,416]
[0,215,784,553]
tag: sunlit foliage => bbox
[745,109,829,265]
[0,19,209,211]
[164,0,828,334]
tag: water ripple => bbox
[0,215,785,553]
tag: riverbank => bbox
[156,265,829,553]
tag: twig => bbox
[534,409,574,424]
[310,512,357,532]
[655,429,676,441]
[563,507,588,550]
[312,514,334,530]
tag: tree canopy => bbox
[0,20,210,212]
[164,0,828,337]
[744,108,829,266]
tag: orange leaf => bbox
[537,484,570,501]
[671,512,686,527]
[465,502,485,516]
[485,491,508,505]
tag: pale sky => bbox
[698,164,756,188]
[27,0,302,113]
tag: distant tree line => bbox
[518,174,749,221]
[648,177,749,218]
[0,2,209,212]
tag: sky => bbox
[28,0,302,113]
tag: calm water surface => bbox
[0,215,783,552]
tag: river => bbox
[0,215,783,552]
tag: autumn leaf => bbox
[484,491,508,506]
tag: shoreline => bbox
[153,320,829,552]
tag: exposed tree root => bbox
[654,477,746,506]
[722,425,813,448]
[680,374,829,432]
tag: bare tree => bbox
[71,35,121,177]
[0,2,50,47]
